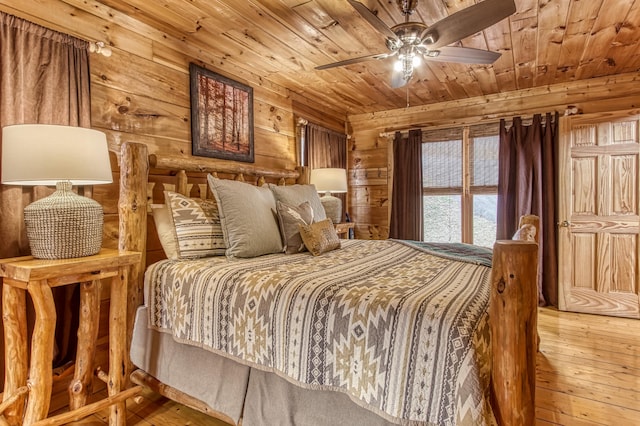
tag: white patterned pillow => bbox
[164,191,226,259]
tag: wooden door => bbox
[558,110,640,318]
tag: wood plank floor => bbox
[59,307,640,425]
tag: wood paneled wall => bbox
[0,0,344,408]
[347,72,640,239]
[0,0,346,247]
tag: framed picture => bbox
[189,63,254,162]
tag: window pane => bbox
[473,194,497,248]
[423,195,461,243]
[471,136,499,187]
[422,140,462,188]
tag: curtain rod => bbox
[89,41,112,57]
[297,117,349,138]
[378,109,568,138]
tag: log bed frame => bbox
[116,142,538,426]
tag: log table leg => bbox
[2,284,28,426]
[69,280,101,410]
[0,249,140,426]
[108,267,128,426]
[24,280,56,425]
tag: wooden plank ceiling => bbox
[92,0,640,116]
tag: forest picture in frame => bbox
[190,63,254,162]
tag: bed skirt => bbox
[131,306,396,425]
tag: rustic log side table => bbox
[0,248,141,426]
[334,222,355,239]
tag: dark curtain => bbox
[497,113,559,306]
[0,12,91,257]
[304,122,348,220]
[390,129,423,240]
[0,12,92,373]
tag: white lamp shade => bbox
[1,124,112,186]
[310,168,347,193]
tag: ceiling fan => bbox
[316,0,516,88]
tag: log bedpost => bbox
[118,142,149,383]
[296,166,310,184]
[490,239,538,425]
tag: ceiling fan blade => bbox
[347,0,400,43]
[390,69,410,89]
[425,46,501,64]
[315,52,392,70]
[422,0,516,49]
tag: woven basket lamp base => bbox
[320,194,342,224]
[23,181,104,259]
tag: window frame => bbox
[422,124,499,244]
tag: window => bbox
[422,124,499,247]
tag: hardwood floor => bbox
[535,308,640,425]
[59,307,640,425]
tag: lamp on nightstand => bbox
[1,124,112,259]
[310,168,347,224]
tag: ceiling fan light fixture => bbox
[319,0,515,87]
[422,32,437,46]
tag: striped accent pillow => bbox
[165,191,226,259]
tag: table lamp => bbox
[1,124,112,259]
[310,168,347,224]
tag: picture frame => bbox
[189,63,254,163]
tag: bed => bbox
[116,142,539,426]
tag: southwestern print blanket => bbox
[145,239,494,425]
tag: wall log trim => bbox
[348,72,640,132]
[149,154,300,180]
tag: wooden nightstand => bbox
[0,248,141,426]
[334,222,355,239]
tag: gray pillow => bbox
[268,183,326,222]
[207,175,283,258]
[276,200,313,254]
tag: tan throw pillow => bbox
[164,191,226,259]
[207,175,283,258]
[298,218,341,256]
[268,183,327,222]
[276,201,313,254]
[150,203,179,260]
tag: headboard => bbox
[116,142,306,367]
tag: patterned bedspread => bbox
[145,239,495,425]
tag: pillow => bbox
[298,218,341,256]
[207,175,283,258]
[268,184,327,222]
[150,204,179,260]
[276,201,313,254]
[164,191,226,259]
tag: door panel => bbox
[558,110,640,318]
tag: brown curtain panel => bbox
[0,12,91,257]
[0,13,92,372]
[390,129,423,240]
[497,113,559,306]
[304,122,348,220]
